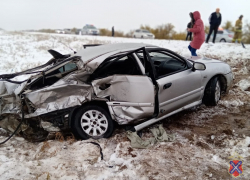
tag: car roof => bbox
[73,43,157,62]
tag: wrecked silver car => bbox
[0,43,233,140]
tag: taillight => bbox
[228,34,233,38]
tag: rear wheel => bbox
[203,77,221,106]
[72,105,114,140]
[220,39,226,42]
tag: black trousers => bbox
[206,25,219,43]
[186,32,192,41]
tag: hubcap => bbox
[81,110,108,137]
[215,81,221,103]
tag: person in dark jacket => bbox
[206,8,222,43]
[186,13,194,41]
[112,26,115,37]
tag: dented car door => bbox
[90,50,156,125]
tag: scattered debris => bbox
[127,124,175,148]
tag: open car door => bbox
[90,48,158,125]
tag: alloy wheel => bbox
[80,110,108,137]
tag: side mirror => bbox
[192,62,206,71]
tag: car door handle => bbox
[163,83,172,90]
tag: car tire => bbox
[72,105,114,140]
[134,35,136,38]
[220,39,226,42]
[203,77,221,106]
[141,35,143,38]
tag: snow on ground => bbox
[0,31,250,179]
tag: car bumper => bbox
[144,36,155,39]
[88,32,99,35]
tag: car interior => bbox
[89,54,142,81]
[150,53,186,78]
[28,62,78,90]
[136,51,187,78]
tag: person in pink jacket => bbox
[187,11,205,56]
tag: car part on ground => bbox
[0,43,233,140]
[127,124,175,149]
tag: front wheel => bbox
[203,77,221,106]
[72,105,114,140]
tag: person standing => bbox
[112,26,115,37]
[206,8,222,43]
[186,12,194,41]
[187,11,205,57]
[232,15,243,43]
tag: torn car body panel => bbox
[0,44,156,120]
[92,75,155,124]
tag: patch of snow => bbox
[237,78,250,91]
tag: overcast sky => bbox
[1,0,250,32]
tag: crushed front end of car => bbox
[0,44,157,141]
[0,50,95,141]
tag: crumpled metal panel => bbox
[0,81,21,116]
[92,75,155,124]
[25,81,93,118]
[0,81,19,96]
[112,106,154,124]
[0,96,20,115]
[0,46,155,126]
[0,81,7,95]
[92,75,154,102]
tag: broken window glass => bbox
[28,62,78,90]
[90,54,142,81]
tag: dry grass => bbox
[35,34,50,42]
[55,132,64,142]
[66,133,76,144]
[35,172,51,180]
[6,31,25,36]
[40,141,50,152]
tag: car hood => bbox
[196,57,226,64]
[186,56,226,64]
